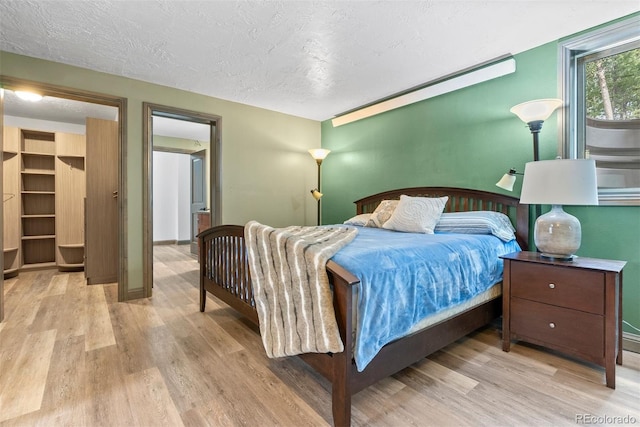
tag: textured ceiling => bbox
[1,1,639,122]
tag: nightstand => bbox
[501,251,625,389]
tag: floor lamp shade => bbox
[510,98,563,124]
[520,159,598,259]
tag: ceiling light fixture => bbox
[332,55,516,127]
[15,90,43,102]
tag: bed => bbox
[198,187,529,426]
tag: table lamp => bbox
[519,159,598,260]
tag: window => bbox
[559,16,640,205]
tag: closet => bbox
[2,118,116,281]
[55,132,86,269]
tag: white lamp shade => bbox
[308,148,331,161]
[510,98,563,123]
[311,189,323,201]
[520,159,598,206]
[496,173,517,191]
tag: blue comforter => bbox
[330,227,520,371]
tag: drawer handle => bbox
[548,283,555,289]
[549,322,556,329]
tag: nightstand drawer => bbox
[511,298,604,361]
[511,262,604,314]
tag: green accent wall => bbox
[321,42,640,334]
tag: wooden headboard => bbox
[354,187,529,250]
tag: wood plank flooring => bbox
[1,244,639,426]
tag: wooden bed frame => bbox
[199,187,529,426]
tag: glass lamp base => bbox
[534,205,582,260]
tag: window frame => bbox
[558,15,640,205]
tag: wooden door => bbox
[190,150,206,254]
[85,117,118,284]
[0,90,4,321]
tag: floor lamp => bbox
[496,99,563,221]
[497,99,563,187]
[510,98,563,161]
[308,148,330,226]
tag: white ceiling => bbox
[1,1,638,124]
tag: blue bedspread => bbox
[330,227,521,371]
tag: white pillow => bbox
[365,200,399,228]
[382,195,448,233]
[343,213,372,226]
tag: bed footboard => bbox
[198,224,360,426]
[198,225,258,324]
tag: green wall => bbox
[321,42,640,334]
[1,51,321,295]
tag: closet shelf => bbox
[58,263,84,269]
[21,169,56,175]
[3,267,19,276]
[59,243,84,249]
[20,262,57,272]
[3,247,19,253]
[22,235,56,240]
[21,191,55,195]
[21,151,55,157]
[22,214,55,218]
[57,154,85,159]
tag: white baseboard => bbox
[153,239,191,246]
[623,332,640,353]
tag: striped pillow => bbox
[435,211,515,241]
[343,213,372,226]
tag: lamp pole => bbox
[527,120,543,161]
[316,158,322,226]
[308,149,330,226]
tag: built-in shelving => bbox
[2,247,19,278]
[20,130,56,269]
[4,126,88,275]
[58,243,86,269]
[55,132,86,271]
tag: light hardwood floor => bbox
[1,244,639,426]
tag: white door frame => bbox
[0,76,128,303]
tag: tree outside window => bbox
[559,16,640,205]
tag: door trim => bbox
[0,75,128,301]
[142,103,221,298]
[1,86,4,321]
[190,149,207,255]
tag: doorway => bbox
[0,76,127,321]
[142,103,221,298]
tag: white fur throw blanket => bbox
[245,221,358,358]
